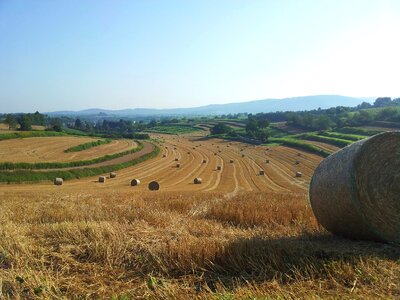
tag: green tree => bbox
[19,115,32,131]
[49,118,63,132]
[211,123,232,135]
[4,114,18,129]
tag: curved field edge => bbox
[0,144,160,183]
[64,139,113,153]
[0,131,68,140]
[0,144,144,170]
[0,141,143,170]
[267,138,332,157]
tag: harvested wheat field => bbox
[0,137,137,163]
[0,133,399,299]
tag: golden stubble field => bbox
[0,133,399,299]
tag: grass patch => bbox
[0,145,159,183]
[267,138,331,157]
[146,125,203,135]
[318,131,366,141]
[299,133,352,148]
[336,127,381,136]
[64,139,113,153]
[0,142,144,170]
[0,131,67,141]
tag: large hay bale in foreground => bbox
[309,132,400,243]
[194,177,202,184]
[110,172,117,178]
[54,178,63,186]
[148,181,160,191]
[98,176,106,183]
[131,179,141,186]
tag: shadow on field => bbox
[204,234,400,289]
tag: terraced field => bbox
[0,133,322,194]
[0,136,137,163]
[1,131,398,299]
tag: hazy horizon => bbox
[1,0,399,113]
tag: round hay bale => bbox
[259,170,265,175]
[295,172,302,178]
[217,166,222,170]
[194,177,202,184]
[242,154,245,158]
[297,153,301,157]
[188,151,191,154]
[163,154,166,158]
[214,153,217,156]
[193,147,196,150]
[309,132,400,243]
[295,160,300,165]
[54,178,63,186]
[202,159,207,163]
[176,163,181,168]
[98,176,106,183]
[148,181,160,191]
[175,158,179,161]
[218,150,222,153]
[230,159,234,163]
[130,178,141,186]
[266,159,270,163]
[110,172,117,178]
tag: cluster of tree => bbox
[244,113,270,142]
[2,111,64,131]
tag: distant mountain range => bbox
[47,95,372,118]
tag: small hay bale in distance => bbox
[295,160,300,165]
[163,154,166,158]
[265,159,270,163]
[148,181,160,191]
[297,153,301,156]
[309,132,400,243]
[202,159,207,163]
[217,166,222,170]
[194,177,202,184]
[295,172,302,178]
[130,179,141,186]
[98,176,106,183]
[110,172,117,178]
[54,178,63,186]
[176,163,181,168]
[230,159,234,163]
[218,150,222,153]
[187,151,191,154]
[259,170,265,175]
[242,154,245,158]
[175,158,179,161]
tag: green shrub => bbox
[64,139,112,153]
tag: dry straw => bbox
[295,172,302,178]
[309,132,400,243]
[259,170,265,175]
[110,172,117,178]
[148,181,160,191]
[98,176,106,183]
[54,178,63,185]
[194,177,202,184]
[130,179,140,186]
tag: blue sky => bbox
[1,0,399,112]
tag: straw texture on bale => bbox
[295,172,302,178]
[110,172,117,178]
[259,170,265,175]
[148,181,160,191]
[130,179,140,186]
[309,132,400,243]
[98,176,106,183]
[54,178,63,185]
[194,177,202,184]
